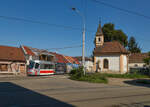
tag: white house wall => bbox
[95,55,120,72]
[123,55,128,73]
[85,61,93,72]
[129,63,145,68]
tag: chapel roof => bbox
[93,41,129,55]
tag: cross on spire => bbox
[96,18,103,36]
[99,17,101,25]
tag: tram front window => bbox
[29,61,35,69]
[35,63,39,69]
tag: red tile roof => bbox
[49,52,80,64]
[22,46,35,56]
[64,56,80,64]
[93,41,129,55]
[129,53,148,63]
[74,56,92,61]
[22,46,80,64]
[0,45,26,62]
[73,57,80,64]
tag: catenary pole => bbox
[72,8,86,75]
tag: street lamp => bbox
[72,7,86,75]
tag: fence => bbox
[130,67,150,75]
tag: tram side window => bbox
[40,64,45,69]
[45,64,49,69]
[50,64,55,69]
[40,64,54,69]
[35,63,39,69]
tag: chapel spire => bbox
[95,20,104,47]
[96,20,103,36]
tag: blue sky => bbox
[0,0,150,56]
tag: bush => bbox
[69,67,84,80]
[69,68,108,83]
[70,67,83,75]
[130,68,150,75]
[79,73,108,83]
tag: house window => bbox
[103,59,109,69]
[98,38,101,42]
[143,64,146,67]
[39,54,47,61]
[19,64,25,72]
[0,64,8,71]
[134,64,138,67]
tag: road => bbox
[0,75,150,107]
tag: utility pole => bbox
[82,22,85,75]
[72,7,86,75]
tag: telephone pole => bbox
[72,8,86,75]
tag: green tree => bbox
[128,36,141,53]
[102,23,128,47]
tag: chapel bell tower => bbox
[94,22,104,47]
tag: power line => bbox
[45,45,82,50]
[0,15,95,32]
[91,0,150,20]
[0,7,149,46]
[0,15,81,30]
[0,14,149,44]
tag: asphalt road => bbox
[0,75,150,107]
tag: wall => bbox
[95,55,120,72]
[123,55,128,73]
[26,55,39,65]
[85,61,93,72]
[129,63,146,68]
[0,61,26,76]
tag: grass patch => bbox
[73,74,108,83]
[69,68,150,84]
[99,73,150,79]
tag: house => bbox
[93,23,129,74]
[0,45,26,75]
[21,46,79,74]
[21,46,55,66]
[50,52,80,74]
[129,53,148,69]
[74,56,93,72]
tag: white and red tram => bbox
[27,60,55,75]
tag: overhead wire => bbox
[91,0,150,20]
[0,15,81,30]
[0,15,95,33]
[0,0,149,51]
[90,0,150,46]
[45,45,82,50]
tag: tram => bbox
[27,60,55,75]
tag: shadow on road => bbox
[111,104,150,107]
[0,82,74,107]
[124,79,150,88]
